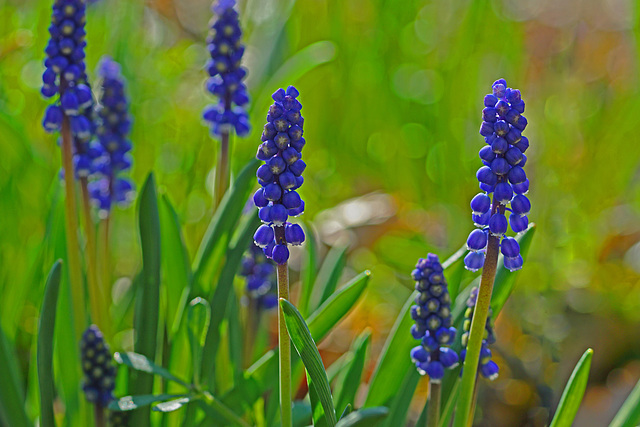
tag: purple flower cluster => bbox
[465,79,531,272]
[89,56,134,215]
[460,287,499,380]
[240,244,278,310]
[252,86,306,265]
[41,0,100,178]
[80,325,117,406]
[409,254,459,382]
[202,0,250,137]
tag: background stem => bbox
[274,226,292,427]
[93,404,106,427]
[427,381,441,427]
[453,199,503,427]
[213,130,230,210]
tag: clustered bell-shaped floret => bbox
[409,254,459,383]
[80,325,117,406]
[239,243,278,310]
[253,86,306,264]
[460,287,499,381]
[202,0,250,137]
[464,79,531,272]
[88,56,134,216]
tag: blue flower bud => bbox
[466,229,488,251]
[271,244,289,265]
[43,105,63,132]
[514,136,529,153]
[439,347,459,368]
[254,224,274,248]
[489,213,507,236]
[512,179,529,195]
[470,193,491,215]
[476,166,497,186]
[464,251,485,272]
[263,183,282,201]
[490,157,510,175]
[479,121,494,136]
[479,146,496,163]
[504,254,523,272]
[500,236,520,258]
[509,213,528,233]
[507,166,526,185]
[494,182,513,205]
[491,137,508,154]
[270,204,288,226]
[278,171,297,189]
[480,360,499,380]
[423,361,445,382]
[285,223,305,245]
[510,194,530,216]
[505,147,523,166]
[80,325,117,406]
[282,190,302,209]
[472,210,491,227]
[494,120,509,136]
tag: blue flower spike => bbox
[409,254,459,383]
[80,325,117,406]
[253,86,306,265]
[202,0,250,137]
[240,243,278,310]
[88,56,134,216]
[465,79,531,272]
[460,288,499,381]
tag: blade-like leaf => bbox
[335,407,389,427]
[309,246,348,312]
[340,404,352,420]
[37,261,62,427]
[186,298,211,384]
[550,348,594,427]
[308,372,327,427]
[152,396,197,412]
[334,330,371,415]
[491,224,536,314]
[109,394,187,411]
[298,222,318,316]
[281,299,337,427]
[114,351,189,388]
[191,158,259,294]
[158,194,192,338]
[132,173,162,427]
[610,377,640,427]
[381,368,420,427]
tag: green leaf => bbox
[298,222,318,316]
[186,298,211,385]
[340,404,352,420]
[334,330,371,415]
[610,377,640,427]
[308,372,328,427]
[335,407,389,427]
[0,323,31,427]
[191,158,259,294]
[158,194,192,338]
[132,173,162,427]
[381,368,420,427]
[200,213,261,386]
[307,271,370,340]
[280,299,337,427]
[109,394,187,411]
[550,348,593,427]
[114,352,189,388]
[491,224,536,314]
[152,396,197,412]
[438,378,460,427]
[37,260,62,427]
[309,246,348,312]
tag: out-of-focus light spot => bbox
[565,288,600,313]
[500,0,543,22]
[20,59,43,89]
[186,192,206,223]
[392,65,443,104]
[401,123,430,159]
[112,277,132,304]
[5,89,25,115]
[14,29,33,47]
[158,143,183,175]
[623,241,640,274]
[425,142,445,183]
[503,379,532,406]
[366,132,394,163]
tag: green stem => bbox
[467,383,479,427]
[98,217,111,309]
[275,226,292,427]
[93,403,105,427]
[213,129,230,210]
[453,200,502,427]
[243,297,259,368]
[61,112,86,339]
[427,381,441,427]
[203,391,251,427]
[80,178,109,337]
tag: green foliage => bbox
[550,349,594,427]
[609,378,640,427]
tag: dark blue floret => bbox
[460,287,499,381]
[80,325,117,406]
[203,0,250,137]
[465,79,531,272]
[240,243,278,310]
[253,86,306,264]
[409,254,458,382]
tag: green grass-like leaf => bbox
[550,348,594,427]
[309,246,348,312]
[37,260,62,427]
[114,352,189,388]
[298,222,318,316]
[281,299,337,427]
[109,394,187,411]
[335,407,389,427]
[381,368,420,427]
[334,330,371,416]
[609,377,640,427]
[132,173,162,427]
[152,396,197,412]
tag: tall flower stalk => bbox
[203,0,250,208]
[42,0,95,337]
[454,79,530,427]
[409,254,458,427]
[253,86,306,427]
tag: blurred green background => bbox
[1,0,640,425]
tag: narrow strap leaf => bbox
[309,246,348,312]
[381,368,420,427]
[114,352,189,388]
[335,407,389,427]
[109,394,188,411]
[334,330,371,415]
[550,348,594,427]
[152,396,197,412]
[609,377,640,427]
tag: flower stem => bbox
[93,403,105,427]
[453,200,503,427]
[274,226,292,427]
[98,217,111,314]
[80,177,109,337]
[427,381,441,427]
[213,129,230,210]
[61,113,86,338]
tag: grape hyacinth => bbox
[409,254,459,382]
[253,86,306,265]
[240,243,278,310]
[460,287,499,380]
[465,78,530,272]
[89,56,134,215]
[80,325,117,406]
[202,0,250,137]
[41,0,98,175]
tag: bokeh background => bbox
[1,0,640,425]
